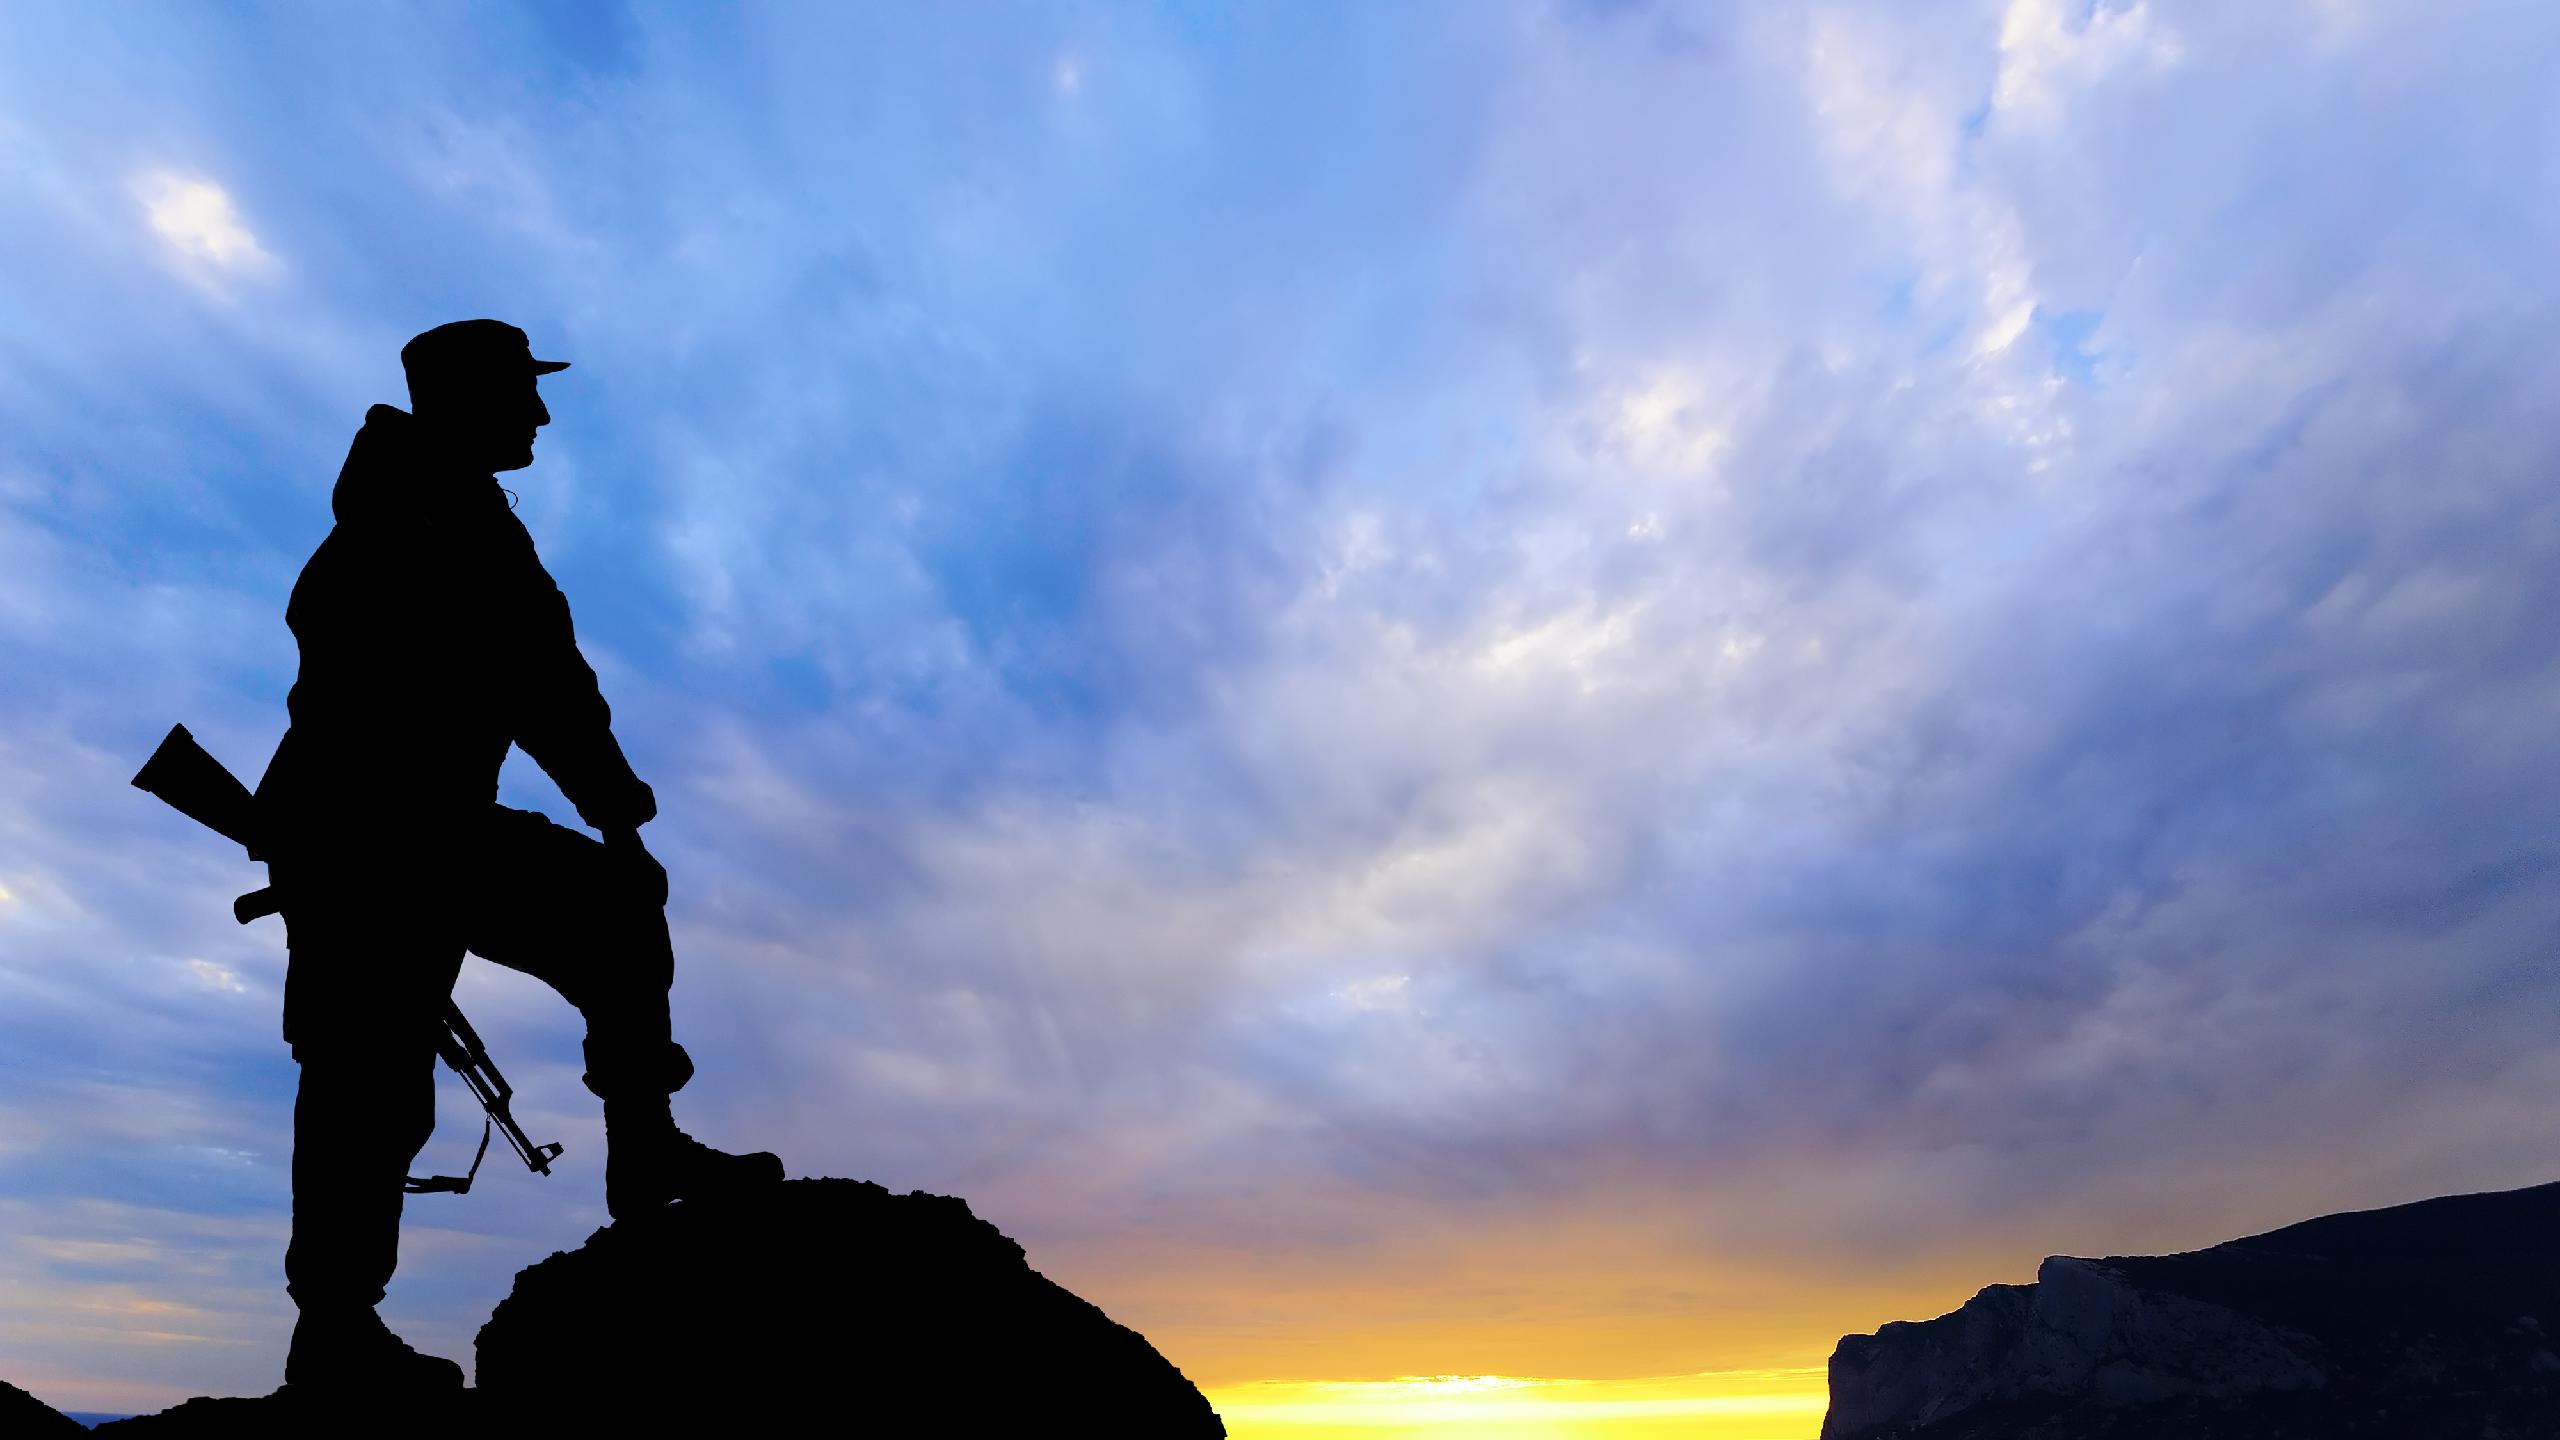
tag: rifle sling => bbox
[403,1116,493,1196]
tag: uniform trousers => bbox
[272,804,692,1310]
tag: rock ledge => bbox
[42,1177,1224,1437]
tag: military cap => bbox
[400,319,570,392]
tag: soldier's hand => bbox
[603,828,670,910]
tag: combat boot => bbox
[603,1095,784,1220]
[282,1305,465,1395]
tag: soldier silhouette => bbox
[253,319,783,1393]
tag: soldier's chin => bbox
[494,445,536,473]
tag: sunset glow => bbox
[1209,1370,1828,1439]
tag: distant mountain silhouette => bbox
[4,1380,86,1437]
[1822,1180,2560,1440]
[28,1178,1223,1436]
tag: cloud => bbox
[1991,0,2183,126]
[9,0,2560,1412]
[132,171,277,291]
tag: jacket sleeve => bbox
[506,526,657,833]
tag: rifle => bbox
[130,723,564,1193]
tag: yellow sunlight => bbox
[1206,1367,1829,1440]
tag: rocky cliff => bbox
[1823,1180,2560,1440]
[22,1177,1224,1436]
[4,1379,89,1437]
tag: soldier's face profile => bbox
[424,375,550,474]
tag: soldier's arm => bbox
[508,540,656,835]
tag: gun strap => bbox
[403,1117,494,1196]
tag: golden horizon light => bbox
[1206,1367,1830,1440]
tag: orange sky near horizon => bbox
[1010,1148,2560,1440]
[1009,1190,1989,1440]
[1205,1369,1831,1440]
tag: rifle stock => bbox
[131,724,262,855]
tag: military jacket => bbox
[256,404,654,850]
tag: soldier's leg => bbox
[282,1033,438,1312]
[467,807,777,1217]
[280,1029,465,1394]
[467,807,690,1093]
[273,886,467,1392]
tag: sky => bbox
[4,0,2560,1433]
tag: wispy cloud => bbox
[6,0,2560,1417]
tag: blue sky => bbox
[6,0,2560,1421]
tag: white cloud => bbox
[1992,0,2184,127]
[131,170,276,289]
[184,959,247,995]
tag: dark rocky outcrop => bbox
[60,1177,1224,1436]
[1823,1180,2560,1440]
[4,1379,89,1437]
[477,1177,1224,1434]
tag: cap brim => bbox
[531,359,572,374]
